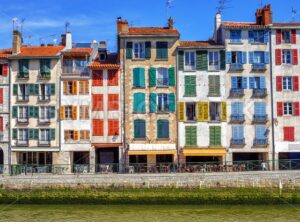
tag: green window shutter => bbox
[215,126,221,146]
[13,84,18,95]
[169,93,175,112]
[209,76,220,96]
[133,68,140,87]
[50,106,56,118]
[12,129,17,139]
[178,51,184,71]
[215,76,220,95]
[196,50,208,71]
[34,129,39,140]
[12,106,18,118]
[185,126,191,146]
[149,67,156,87]
[29,84,35,95]
[184,76,196,97]
[145,41,151,59]
[29,106,35,118]
[45,59,51,74]
[190,126,197,146]
[156,42,168,59]
[34,107,39,118]
[133,93,145,112]
[157,120,169,139]
[126,42,133,59]
[220,50,226,70]
[50,83,55,95]
[50,129,55,140]
[34,84,39,95]
[157,120,163,138]
[29,129,34,140]
[209,126,215,146]
[168,67,175,86]
[139,68,145,87]
[40,59,45,74]
[150,93,157,113]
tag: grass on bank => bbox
[0,188,299,205]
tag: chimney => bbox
[256,5,272,25]
[60,34,66,46]
[12,30,22,54]
[65,32,72,50]
[117,17,129,34]
[213,13,222,43]
[99,41,106,49]
[168,17,174,29]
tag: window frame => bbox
[184,51,196,71]
[156,67,169,86]
[283,102,293,116]
[133,42,145,59]
[157,93,169,112]
[282,49,292,64]
[283,76,293,91]
[208,51,220,71]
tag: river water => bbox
[0,205,300,221]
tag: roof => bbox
[89,54,120,70]
[121,27,179,36]
[10,46,64,58]
[62,47,93,56]
[179,40,223,48]
[222,22,268,29]
[272,23,300,27]
[0,48,12,59]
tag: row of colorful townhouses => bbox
[0,5,299,173]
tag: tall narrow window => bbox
[133,42,145,59]
[184,51,196,71]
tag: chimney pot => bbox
[99,41,107,49]
[12,30,22,54]
[117,17,129,34]
[168,17,174,29]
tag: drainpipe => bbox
[122,38,127,171]
[8,61,11,175]
[176,47,180,167]
[269,29,276,171]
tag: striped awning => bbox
[183,148,226,157]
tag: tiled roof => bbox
[179,40,223,48]
[62,47,93,55]
[272,23,300,27]
[89,54,120,70]
[0,48,12,59]
[222,22,267,28]
[10,46,64,58]
[122,27,179,36]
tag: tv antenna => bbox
[291,7,297,22]
[166,0,174,17]
[39,34,56,45]
[65,22,70,33]
[216,0,231,14]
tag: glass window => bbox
[283,102,293,115]
[209,102,221,121]
[157,94,169,112]
[282,31,291,43]
[18,129,28,141]
[252,30,264,43]
[237,77,243,89]
[283,77,292,90]
[40,129,50,142]
[253,52,264,64]
[18,106,28,119]
[156,42,168,59]
[134,119,146,139]
[134,42,145,59]
[230,30,242,43]
[186,103,196,121]
[184,51,196,71]
[232,126,244,140]
[282,50,292,64]
[231,51,242,64]
[209,51,219,70]
[40,107,50,120]
[157,68,169,86]
[64,106,73,119]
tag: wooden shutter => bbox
[221,102,227,122]
[0,117,3,132]
[284,127,294,141]
[13,129,17,139]
[108,70,118,86]
[291,29,297,44]
[145,41,151,59]
[133,93,145,112]
[50,129,55,140]
[276,49,282,65]
[276,76,282,91]
[294,102,300,116]
[214,126,221,146]
[196,102,202,122]
[92,71,103,86]
[292,49,298,65]
[197,102,209,122]
[126,42,133,59]
[2,63,8,77]
[0,88,3,104]
[108,119,119,136]
[203,102,209,121]
[12,106,18,118]
[178,51,184,71]
[293,76,299,91]
[93,119,104,136]
[178,102,185,122]
[150,93,157,113]
[149,67,156,87]
[277,102,283,117]
[196,50,208,71]
[209,126,215,146]
[108,94,119,110]
[72,106,77,120]
[276,30,282,44]
[72,81,78,94]
[74,130,79,140]
[169,93,175,112]
[13,84,18,95]
[92,94,103,111]
[220,50,226,70]
[60,106,64,120]
[63,81,68,95]
[168,67,175,86]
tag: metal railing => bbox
[38,94,51,101]
[156,78,169,86]
[62,66,89,76]
[17,95,29,102]
[230,88,244,97]
[252,63,266,71]
[253,115,268,123]
[253,138,268,147]
[230,114,245,123]
[253,88,267,98]
[230,63,244,70]
[231,138,245,145]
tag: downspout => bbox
[269,29,276,171]
[122,38,127,171]
[176,47,180,167]
[8,61,11,175]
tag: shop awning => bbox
[183,148,226,157]
[128,150,177,155]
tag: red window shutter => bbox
[108,70,119,86]
[108,119,119,136]
[290,127,295,141]
[277,102,283,117]
[2,64,8,77]
[276,30,282,44]
[0,88,3,104]
[93,119,103,136]
[92,71,103,86]
[294,102,300,116]
[92,94,103,111]
[275,49,282,65]
[293,76,299,91]
[292,49,298,65]
[0,117,3,132]
[276,76,282,91]
[291,29,297,44]
[108,94,119,110]
[284,127,289,141]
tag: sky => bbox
[0,0,299,51]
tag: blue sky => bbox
[0,0,299,51]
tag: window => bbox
[40,107,50,120]
[64,130,75,140]
[40,59,51,76]
[284,127,295,141]
[133,93,145,113]
[92,94,103,111]
[156,42,168,59]
[134,119,146,139]
[253,51,264,64]
[18,129,28,143]
[254,102,266,116]
[0,63,8,77]
[208,51,219,70]
[92,71,103,86]
[157,120,169,139]
[40,129,50,144]
[157,93,169,112]
[18,84,29,100]
[185,126,197,146]
[99,53,106,61]
[209,102,221,121]
[63,81,77,95]
[184,51,196,71]
[93,119,103,136]
[231,51,242,64]
[282,31,291,43]
[108,70,118,86]
[80,130,90,140]
[184,75,196,97]
[209,126,221,146]
[249,77,265,89]
[64,106,73,119]
[283,77,293,90]
[231,76,246,89]
[157,68,169,86]
[252,30,265,43]
[108,119,119,136]
[232,126,244,140]
[208,75,220,96]
[108,94,119,111]
[230,30,242,43]
[186,103,196,121]
[18,60,29,77]
[133,42,145,59]
[283,102,293,115]
[18,106,28,120]
[282,50,292,64]
[39,84,51,100]
[18,152,52,165]
[231,102,243,116]
[80,106,89,119]
[79,81,89,95]
[255,125,267,140]
[133,68,145,87]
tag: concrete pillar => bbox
[225,152,233,165]
[148,155,156,165]
[89,148,96,173]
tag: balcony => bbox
[38,73,51,80]
[208,65,220,72]
[38,118,50,125]
[253,115,267,124]
[230,88,244,98]
[252,63,266,72]
[17,73,29,80]
[156,78,169,87]
[38,140,51,146]
[62,66,89,77]
[230,114,245,123]
[17,95,29,102]
[17,116,29,124]
[253,88,267,98]
[16,140,29,146]
[229,63,244,71]
[231,138,245,147]
[253,138,268,148]
[38,94,51,102]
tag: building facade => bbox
[177,41,228,164]
[118,17,179,169]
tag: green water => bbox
[0,205,300,222]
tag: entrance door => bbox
[96,148,119,172]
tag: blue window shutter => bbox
[232,103,238,115]
[256,125,266,139]
[241,52,247,64]
[232,126,239,139]
[249,77,255,89]
[238,126,244,139]
[264,31,269,43]
[249,52,254,64]
[264,52,270,64]
[261,102,266,115]
[226,52,232,64]
[231,77,238,88]
[260,76,266,89]
[254,102,260,115]
[139,68,145,87]
[248,31,254,43]
[237,102,243,115]
[150,93,157,113]
[242,77,248,89]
